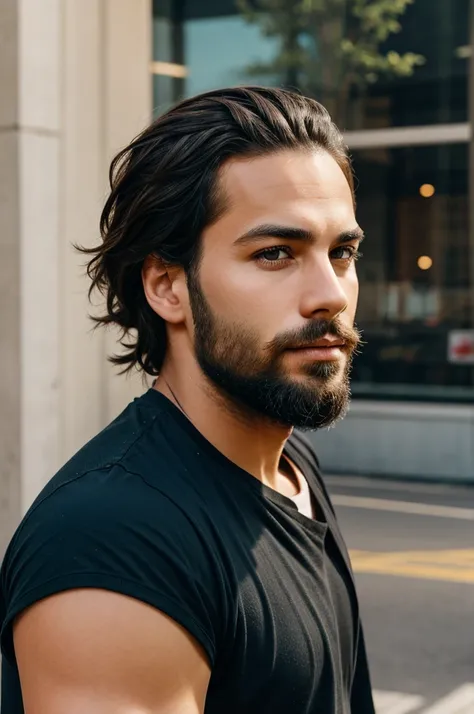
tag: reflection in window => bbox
[184,17,279,97]
[153,0,469,130]
[352,144,474,401]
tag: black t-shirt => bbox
[0,389,375,714]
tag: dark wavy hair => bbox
[80,86,354,376]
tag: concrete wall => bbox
[309,401,474,482]
[0,0,151,555]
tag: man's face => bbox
[186,149,362,430]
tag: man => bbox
[0,86,374,713]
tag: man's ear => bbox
[142,255,187,324]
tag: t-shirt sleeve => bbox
[1,466,222,667]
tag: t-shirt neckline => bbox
[140,388,328,531]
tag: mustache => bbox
[267,319,363,354]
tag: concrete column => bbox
[0,0,62,552]
[102,0,152,423]
[0,0,152,555]
[0,0,22,553]
[60,0,151,457]
[59,0,107,464]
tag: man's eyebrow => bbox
[337,228,365,244]
[234,223,365,246]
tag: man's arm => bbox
[13,588,211,714]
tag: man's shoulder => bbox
[30,390,188,510]
[0,393,222,670]
[5,391,204,566]
[0,395,219,644]
[53,390,165,482]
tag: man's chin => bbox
[285,370,346,392]
[301,360,345,380]
[288,397,350,431]
[255,379,351,431]
[275,374,351,429]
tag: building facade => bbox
[151,0,474,481]
[1,0,473,551]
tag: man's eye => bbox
[256,246,292,263]
[332,246,362,262]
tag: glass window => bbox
[184,16,279,97]
[352,143,474,402]
[152,0,185,115]
[151,1,474,404]
[153,0,469,130]
[361,0,469,129]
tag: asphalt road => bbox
[326,475,474,713]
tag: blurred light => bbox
[455,45,472,59]
[150,61,188,78]
[417,255,433,270]
[419,183,435,198]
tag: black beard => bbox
[187,269,360,430]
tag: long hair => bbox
[79,86,354,376]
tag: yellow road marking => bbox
[349,549,474,584]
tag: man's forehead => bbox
[219,149,353,205]
[203,151,357,252]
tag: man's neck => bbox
[155,360,294,493]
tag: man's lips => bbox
[289,337,347,350]
[284,338,346,362]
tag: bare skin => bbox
[14,148,360,712]
[14,590,211,714]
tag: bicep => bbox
[13,589,211,714]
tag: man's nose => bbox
[299,259,348,321]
